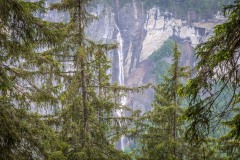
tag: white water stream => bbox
[116,26,127,151]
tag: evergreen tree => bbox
[179,0,240,142]
[138,43,189,159]
[179,0,240,158]
[0,0,65,159]
[50,0,134,159]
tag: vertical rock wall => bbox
[87,1,224,111]
[45,0,224,111]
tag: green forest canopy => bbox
[106,0,233,20]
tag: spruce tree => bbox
[50,0,133,159]
[139,43,189,159]
[179,1,240,156]
[0,0,65,159]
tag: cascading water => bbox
[116,26,127,151]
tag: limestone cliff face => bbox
[90,2,224,68]
[44,0,224,111]
[86,1,224,111]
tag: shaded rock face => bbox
[113,1,147,76]
[88,1,147,80]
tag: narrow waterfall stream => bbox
[116,26,127,151]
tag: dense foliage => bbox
[0,0,65,158]
[144,0,233,19]
[139,44,190,159]
[1,0,240,159]
[106,0,233,20]
[179,0,240,157]
[49,0,136,159]
[0,0,133,159]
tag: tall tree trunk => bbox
[81,58,88,146]
[173,45,178,158]
[77,0,88,147]
[173,93,177,158]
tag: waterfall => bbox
[116,25,127,151]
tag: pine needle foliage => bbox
[179,0,240,143]
[50,0,138,159]
[138,43,190,159]
[0,0,66,159]
[179,0,240,158]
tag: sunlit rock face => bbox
[139,8,224,73]
[140,8,219,62]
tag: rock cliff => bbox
[86,1,224,111]
[44,0,225,111]
[40,0,226,150]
